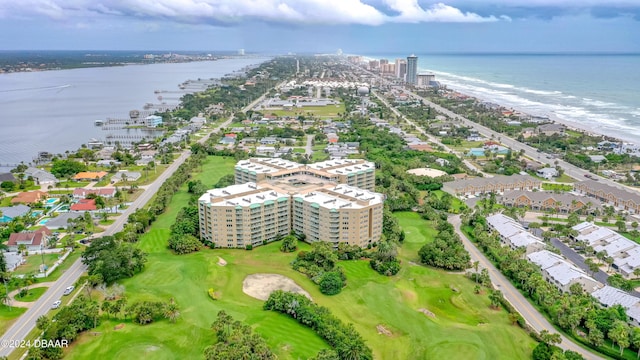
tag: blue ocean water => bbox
[373,53,640,143]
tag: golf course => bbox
[65,156,536,359]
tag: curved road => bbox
[0,85,278,358]
[450,215,603,359]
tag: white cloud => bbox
[0,0,505,25]
[384,1,499,23]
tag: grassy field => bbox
[13,253,61,276]
[0,305,26,336]
[266,104,346,118]
[66,160,535,360]
[542,183,574,192]
[14,287,48,302]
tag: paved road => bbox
[0,85,279,358]
[550,238,640,297]
[305,134,314,156]
[449,215,602,360]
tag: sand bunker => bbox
[242,273,312,301]
[407,168,447,177]
[217,257,227,266]
[418,308,436,318]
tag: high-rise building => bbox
[399,62,407,80]
[238,49,245,56]
[198,159,383,249]
[394,59,406,79]
[417,73,436,87]
[379,59,389,65]
[406,54,418,85]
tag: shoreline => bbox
[438,82,639,146]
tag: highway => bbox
[450,215,603,360]
[0,85,276,358]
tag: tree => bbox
[539,330,562,346]
[609,320,630,355]
[81,236,147,284]
[36,315,50,331]
[163,301,180,323]
[50,159,87,178]
[279,235,298,253]
[489,290,503,309]
[319,271,344,295]
[168,234,202,254]
[631,327,640,359]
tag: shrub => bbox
[168,234,202,254]
[319,271,344,295]
[208,288,217,300]
[245,244,253,250]
[280,235,298,253]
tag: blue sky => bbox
[0,0,638,53]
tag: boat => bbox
[94,119,104,126]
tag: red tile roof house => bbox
[72,188,116,199]
[7,226,52,252]
[70,199,97,212]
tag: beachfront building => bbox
[234,158,376,191]
[198,174,384,249]
[527,250,601,293]
[442,174,542,197]
[499,190,603,213]
[486,213,545,254]
[406,55,418,85]
[144,115,163,128]
[571,222,640,278]
[574,180,640,214]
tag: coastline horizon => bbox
[358,53,639,147]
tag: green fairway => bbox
[66,158,535,360]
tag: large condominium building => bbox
[235,158,376,191]
[199,167,384,249]
[406,54,418,85]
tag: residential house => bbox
[24,167,57,186]
[11,191,48,205]
[72,188,116,199]
[73,171,108,181]
[527,250,601,293]
[0,204,31,222]
[3,252,25,272]
[574,180,640,214]
[7,227,52,252]
[442,175,542,197]
[96,160,121,167]
[44,212,84,230]
[536,167,559,179]
[536,123,566,136]
[70,199,97,212]
[435,158,450,167]
[111,171,141,183]
[0,173,15,182]
[260,137,278,145]
[144,115,163,128]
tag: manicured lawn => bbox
[43,249,83,282]
[0,305,27,336]
[0,197,12,207]
[57,181,90,188]
[542,183,574,191]
[14,287,48,302]
[67,192,535,359]
[13,253,61,276]
[555,173,577,183]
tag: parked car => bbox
[51,300,62,310]
[63,286,75,296]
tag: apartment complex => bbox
[199,165,384,249]
[235,158,376,191]
[442,174,542,197]
[527,250,601,293]
[499,190,603,213]
[574,180,640,214]
[572,222,640,278]
[486,213,545,254]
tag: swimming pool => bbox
[46,198,59,205]
[38,218,50,225]
[32,210,43,217]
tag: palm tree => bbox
[164,302,180,323]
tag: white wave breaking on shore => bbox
[427,69,640,144]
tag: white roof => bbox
[487,214,524,238]
[527,250,565,270]
[307,159,375,176]
[592,286,640,309]
[199,183,262,203]
[546,262,593,286]
[296,184,383,210]
[509,232,545,248]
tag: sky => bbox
[0,0,639,53]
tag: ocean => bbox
[371,53,640,143]
[0,57,269,168]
